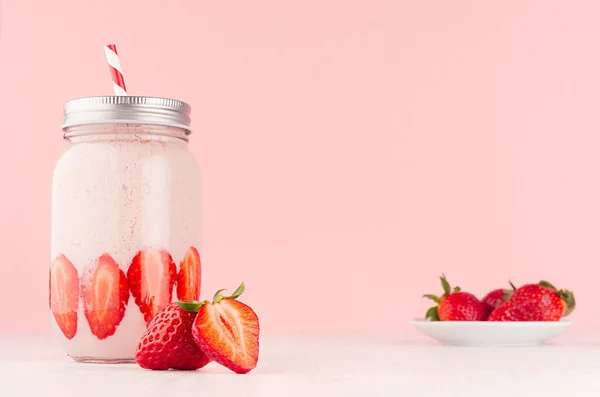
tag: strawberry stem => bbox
[212,282,246,303]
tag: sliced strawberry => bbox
[177,247,202,302]
[191,283,260,374]
[128,249,177,324]
[82,254,129,339]
[50,255,79,340]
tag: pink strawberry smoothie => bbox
[50,124,201,362]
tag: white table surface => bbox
[1,334,600,396]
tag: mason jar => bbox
[50,96,202,363]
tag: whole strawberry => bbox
[488,281,575,321]
[183,282,260,374]
[481,281,517,311]
[135,302,211,370]
[424,275,488,321]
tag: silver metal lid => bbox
[61,96,192,134]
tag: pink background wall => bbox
[1,0,599,334]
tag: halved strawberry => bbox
[188,283,260,374]
[82,254,129,339]
[177,247,202,302]
[128,249,177,324]
[50,255,79,340]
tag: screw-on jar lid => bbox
[61,96,192,134]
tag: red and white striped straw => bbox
[104,44,127,96]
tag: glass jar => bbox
[50,97,202,363]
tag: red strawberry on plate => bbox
[177,247,201,302]
[128,249,177,324]
[185,283,260,374]
[488,281,575,321]
[82,254,129,339]
[424,275,488,321]
[481,281,517,312]
[50,255,79,340]
[135,302,211,370]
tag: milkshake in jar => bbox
[50,96,202,363]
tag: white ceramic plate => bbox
[411,319,572,347]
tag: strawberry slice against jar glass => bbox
[82,254,129,340]
[50,255,79,340]
[128,249,177,324]
[177,247,201,302]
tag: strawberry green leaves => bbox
[440,275,451,296]
[423,294,440,303]
[177,300,208,312]
[425,306,440,321]
[213,282,245,303]
[179,282,247,310]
